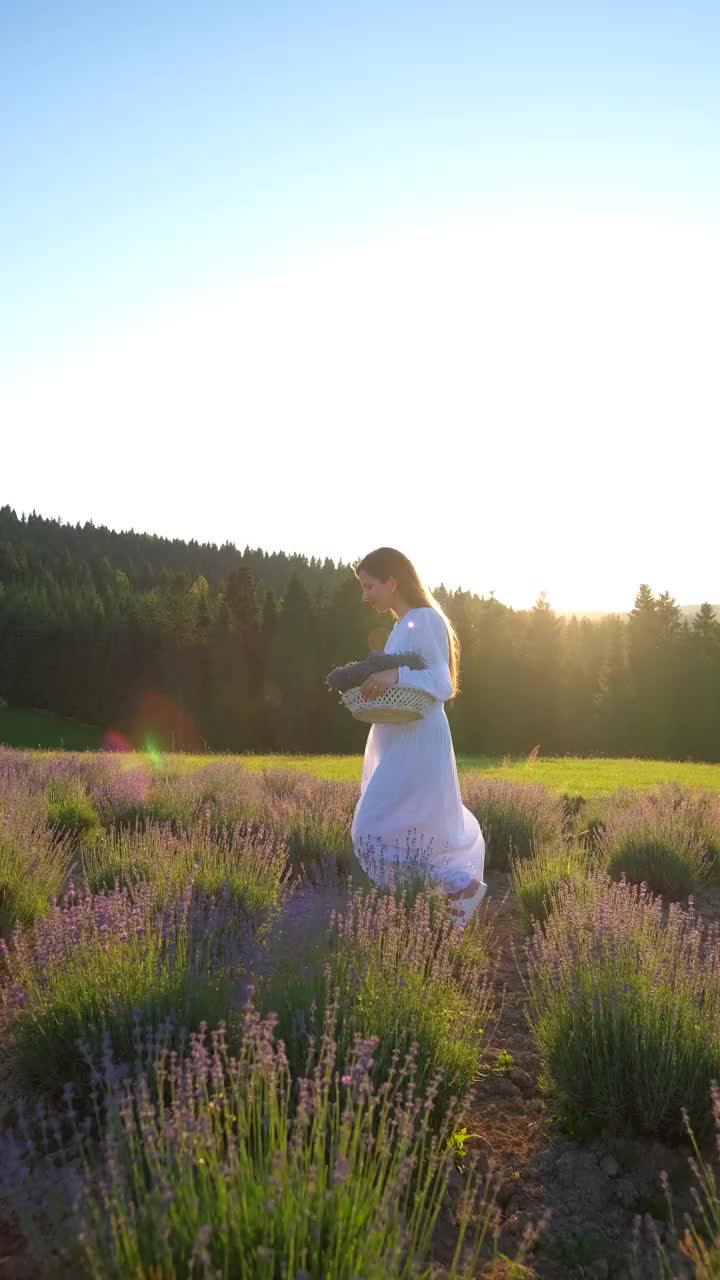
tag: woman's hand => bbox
[360,668,399,700]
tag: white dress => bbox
[351,606,487,915]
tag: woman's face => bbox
[357,569,399,613]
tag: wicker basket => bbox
[340,684,436,724]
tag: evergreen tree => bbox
[592,615,632,755]
[518,592,562,752]
[685,604,720,761]
[627,584,661,754]
[266,574,319,751]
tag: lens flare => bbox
[129,690,203,756]
[103,730,132,752]
[145,738,164,770]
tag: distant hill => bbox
[557,605,720,622]
[0,504,351,601]
[2,506,718,622]
[555,610,620,622]
[679,604,720,619]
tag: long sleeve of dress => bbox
[395,609,454,703]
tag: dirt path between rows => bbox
[459,870,701,1280]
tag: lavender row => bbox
[1,999,531,1279]
[526,870,720,1139]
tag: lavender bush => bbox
[642,783,720,882]
[262,782,357,879]
[697,811,720,881]
[137,764,357,880]
[578,783,720,878]
[527,872,720,1138]
[0,774,72,937]
[112,764,262,834]
[80,818,289,922]
[86,760,152,826]
[262,888,495,1112]
[595,790,712,899]
[1,750,148,831]
[510,842,590,932]
[47,777,102,845]
[572,787,641,846]
[42,753,209,831]
[171,761,269,835]
[2,751,359,882]
[0,1003,513,1279]
[20,749,107,795]
[1,880,246,1097]
[210,766,359,880]
[196,758,265,808]
[461,776,566,869]
[0,747,36,780]
[259,765,324,800]
[644,780,718,814]
[142,770,211,828]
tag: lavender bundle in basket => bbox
[326,650,427,694]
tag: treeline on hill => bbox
[1,505,719,760]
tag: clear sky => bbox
[3,2,719,612]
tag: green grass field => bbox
[230,753,720,796]
[0,707,105,750]
[3,709,720,797]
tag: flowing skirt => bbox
[351,704,487,915]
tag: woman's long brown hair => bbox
[354,547,461,698]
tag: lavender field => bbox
[1,749,720,1278]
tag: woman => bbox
[350,547,486,923]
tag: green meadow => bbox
[233,752,720,797]
[0,707,105,751]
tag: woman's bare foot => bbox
[447,878,481,902]
[447,878,485,925]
